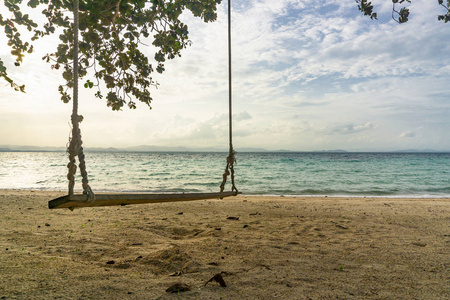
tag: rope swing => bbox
[49,0,238,209]
[220,0,238,194]
[66,0,95,202]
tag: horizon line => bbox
[1,145,449,153]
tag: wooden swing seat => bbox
[49,191,238,209]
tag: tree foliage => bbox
[1,0,221,110]
[357,0,450,24]
[1,0,449,110]
[391,0,411,24]
[438,0,450,22]
[356,0,378,20]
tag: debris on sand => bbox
[166,282,191,293]
[205,273,227,287]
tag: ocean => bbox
[0,151,449,197]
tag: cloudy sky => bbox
[1,0,449,151]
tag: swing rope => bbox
[66,0,94,201]
[220,0,238,194]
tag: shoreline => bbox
[1,188,449,199]
[1,190,449,299]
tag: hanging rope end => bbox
[84,185,96,203]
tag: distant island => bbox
[1,145,449,153]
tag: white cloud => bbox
[328,122,375,135]
[399,131,416,138]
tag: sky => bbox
[1,0,450,151]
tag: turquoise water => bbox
[0,152,449,197]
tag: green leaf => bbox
[27,0,39,8]
[84,80,94,89]
[0,61,6,73]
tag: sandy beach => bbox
[0,190,448,299]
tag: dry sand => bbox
[0,190,449,299]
